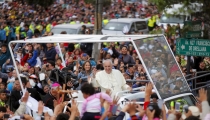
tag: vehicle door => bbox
[135,21,149,34]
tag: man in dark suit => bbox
[11,77,41,110]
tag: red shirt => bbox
[64,43,69,47]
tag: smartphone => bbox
[183,104,189,113]
[63,101,72,113]
[111,105,118,115]
[175,102,180,111]
[157,99,164,109]
[3,114,10,119]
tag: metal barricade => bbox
[186,71,210,93]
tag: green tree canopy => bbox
[149,0,210,38]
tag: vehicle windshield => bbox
[160,15,185,24]
[103,22,130,31]
[165,95,196,110]
[134,36,191,99]
[51,28,77,34]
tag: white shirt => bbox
[92,69,130,98]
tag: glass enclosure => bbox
[133,36,190,99]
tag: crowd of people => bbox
[0,0,209,120]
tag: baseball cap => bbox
[182,106,200,119]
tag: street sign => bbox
[184,21,202,38]
[176,38,210,57]
[185,31,202,38]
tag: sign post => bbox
[181,21,202,75]
[176,38,210,57]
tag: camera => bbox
[148,105,154,112]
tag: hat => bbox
[51,83,60,87]
[182,106,200,119]
[189,106,200,116]
[102,48,109,52]
[107,49,113,55]
[82,53,87,57]
[29,75,38,79]
[15,58,20,63]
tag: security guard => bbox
[15,22,21,40]
[20,27,26,40]
[102,16,109,26]
[0,89,7,107]
[46,21,51,33]
[70,18,76,24]
[29,22,34,33]
[3,22,10,43]
[148,15,156,31]
[35,21,43,32]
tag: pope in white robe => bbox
[91,60,130,98]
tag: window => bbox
[51,28,77,34]
[103,22,130,31]
[165,95,196,110]
[136,21,147,30]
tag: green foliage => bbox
[149,29,162,34]
[26,0,54,7]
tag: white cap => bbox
[182,106,200,119]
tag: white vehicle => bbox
[51,24,94,34]
[9,35,196,119]
[102,18,149,35]
[157,3,203,29]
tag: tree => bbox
[149,0,210,38]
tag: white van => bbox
[51,24,94,34]
[157,3,202,29]
[102,18,149,35]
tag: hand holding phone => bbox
[157,99,164,109]
[183,104,189,113]
[175,102,180,112]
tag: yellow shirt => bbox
[15,26,21,34]
[4,26,9,36]
[103,19,109,25]
[46,24,51,33]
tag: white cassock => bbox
[92,69,130,98]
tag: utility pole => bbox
[92,0,103,60]
[94,0,103,34]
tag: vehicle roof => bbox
[52,24,94,29]
[109,18,148,23]
[10,35,161,43]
